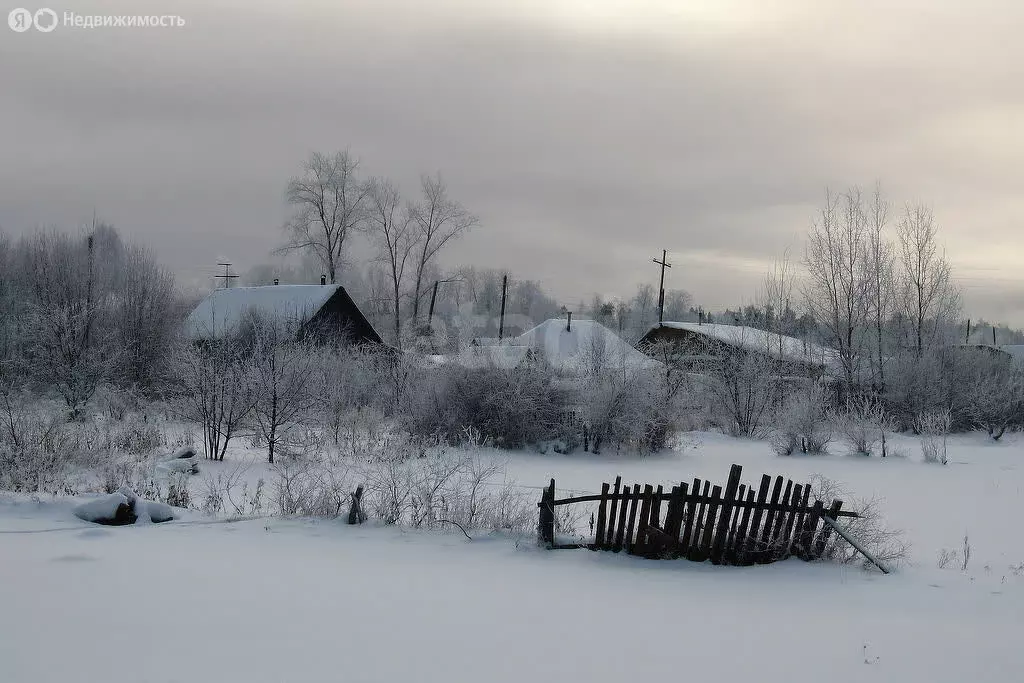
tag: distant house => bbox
[957,344,1024,370]
[639,321,839,380]
[515,318,662,374]
[428,318,661,374]
[183,284,383,346]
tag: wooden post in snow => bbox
[498,274,508,340]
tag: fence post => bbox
[347,485,366,525]
[539,478,555,547]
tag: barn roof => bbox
[183,284,381,343]
[514,318,661,372]
[645,322,840,370]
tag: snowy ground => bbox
[3,431,1024,682]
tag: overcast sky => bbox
[2,0,1022,321]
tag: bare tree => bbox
[246,314,319,464]
[760,246,795,360]
[895,203,960,357]
[865,183,895,391]
[409,173,478,322]
[173,338,256,461]
[281,151,368,284]
[803,188,871,395]
[366,177,419,348]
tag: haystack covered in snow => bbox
[514,318,661,374]
[184,284,382,345]
[640,322,840,378]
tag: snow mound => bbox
[73,488,175,526]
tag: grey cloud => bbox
[1,0,1022,320]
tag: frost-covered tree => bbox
[281,150,368,284]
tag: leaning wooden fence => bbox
[538,464,861,566]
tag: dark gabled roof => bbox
[184,284,383,345]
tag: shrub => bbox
[917,408,951,464]
[403,361,572,448]
[771,386,832,455]
[833,396,890,456]
[809,475,909,570]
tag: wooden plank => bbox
[710,464,743,564]
[645,523,677,557]
[538,479,555,546]
[680,478,701,555]
[811,500,844,560]
[724,483,746,563]
[624,484,641,550]
[778,483,802,560]
[549,493,858,516]
[688,480,712,561]
[733,487,756,565]
[791,484,811,555]
[663,484,685,551]
[613,481,631,551]
[651,485,664,531]
[795,500,825,560]
[769,480,794,560]
[633,484,655,556]
[742,475,772,561]
[605,476,621,547]
[594,482,610,550]
[755,476,785,563]
[698,485,722,563]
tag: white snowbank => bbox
[72,488,175,525]
[73,492,132,524]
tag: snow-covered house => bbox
[514,318,662,374]
[639,321,840,379]
[183,284,383,345]
[957,344,1024,371]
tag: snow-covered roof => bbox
[184,285,341,340]
[514,319,662,373]
[651,322,840,370]
[998,345,1024,367]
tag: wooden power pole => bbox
[652,249,672,324]
[215,263,239,288]
[498,274,508,340]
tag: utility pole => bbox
[498,274,508,341]
[652,249,672,324]
[215,263,239,288]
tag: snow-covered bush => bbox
[577,370,671,454]
[833,396,890,456]
[965,357,1024,440]
[917,408,951,464]
[403,361,572,448]
[272,451,355,518]
[809,475,909,570]
[696,343,781,438]
[108,415,167,455]
[770,386,832,455]
[349,442,535,534]
[0,390,91,494]
[199,463,266,517]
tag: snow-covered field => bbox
[3,432,1023,682]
